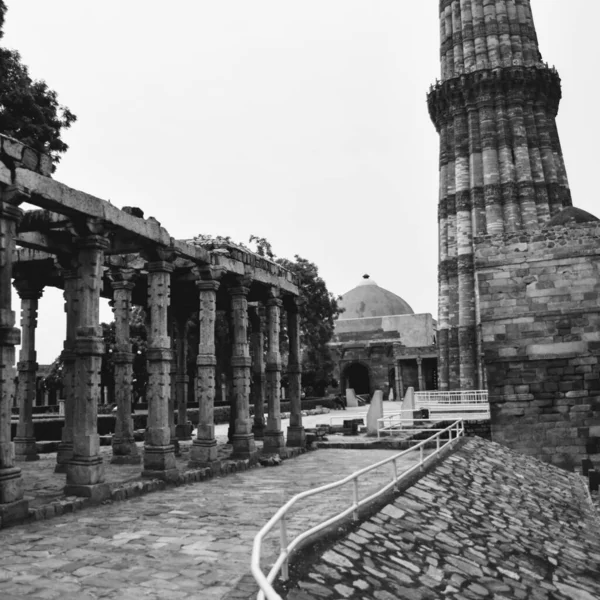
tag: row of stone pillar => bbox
[1,210,304,510]
[393,357,425,401]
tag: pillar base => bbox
[111,438,140,464]
[55,441,73,473]
[13,437,40,461]
[252,422,265,439]
[66,456,105,487]
[0,498,29,525]
[0,467,24,504]
[141,468,180,482]
[189,438,217,466]
[64,482,110,502]
[286,426,306,448]
[231,434,257,459]
[143,444,176,474]
[263,430,285,453]
[175,423,192,441]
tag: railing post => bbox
[419,445,424,471]
[436,434,440,453]
[280,516,289,581]
[352,479,359,521]
[392,459,398,489]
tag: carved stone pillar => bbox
[249,306,266,440]
[13,279,43,461]
[64,234,110,500]
[189,279,219,467]
[286,296,305,447]
[142,260,177,480]
[229,282,256,459]
[174,313,191,441]
[417,357,425,392]
[55,267,78,473]
[110,273,140,464]
[394,360,403,401]
[0,197,27,520]
[264,293,284,453]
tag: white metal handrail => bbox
[415,390,488,405]
[251,420,465,600]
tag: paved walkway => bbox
[286,437,600,600]
[17,402,404,513]
[0,447,422,600]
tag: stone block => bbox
[63,483,110,502]
[366,391,384,436]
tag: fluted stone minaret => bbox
[428,0,572,391]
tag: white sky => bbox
[3,0,599,364]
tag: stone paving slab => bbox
[0,448,423,600]
[284,437,600,600]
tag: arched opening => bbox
[343,362,370,395]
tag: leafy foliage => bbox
[276,255,343,396]
[0,2,76,169]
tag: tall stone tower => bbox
[427,0,572,391]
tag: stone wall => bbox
[475,223,600,469]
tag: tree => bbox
[0,2,76,169]
[275,255,343,396]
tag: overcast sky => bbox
[3,1,599,364]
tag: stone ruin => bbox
[0,133,304,522]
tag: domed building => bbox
[328,275,438,399]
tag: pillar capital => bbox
[146,260,175,274]
[196,280,220,293]
[229,284,250,297]
[75,234,110,251]
[0,200,24,223]
[13,278,44,300]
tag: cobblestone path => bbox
[0,448,418,600]
[286,437,600,600]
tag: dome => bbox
[338,275,414,319]
[543,206,600,229]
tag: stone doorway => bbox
[343,362,370,395]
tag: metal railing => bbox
[414,390,488,405]
[414,390,490,420]
[251,420,465,600]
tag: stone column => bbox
[143,261,177,480]
[250,306,266,439]
[264,292,284,453]
[174,314,191,441]
[394,360,403,401]
[416,357,425,392]
[286,297,305,447]
[55,268,78,473]
[189,279,219,467]
[65,234,110,500]
[13,280,43,461]
[229,282,256,459]
[110,274,140,464]
[0,197,27,521]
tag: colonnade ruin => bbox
[0,133,304,521]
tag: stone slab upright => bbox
[0,194,28,522]
[143,260,177,480]
[65,233,110,500]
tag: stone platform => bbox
[0,448,418,600]
[285,437,600,600]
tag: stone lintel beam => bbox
[10,168,211,265]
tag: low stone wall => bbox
[475,222,600,469]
